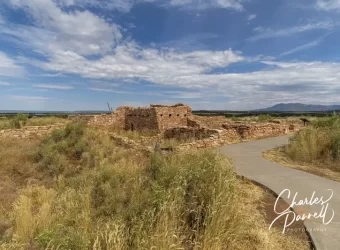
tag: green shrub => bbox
[9,119,21,129]
[35,123,89,177]
[15,114,28,122]
[258,114,272,122]
[311,115,340,128]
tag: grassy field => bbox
[0,123,310,250]
[0,115,68,130]
[263,115,340,181]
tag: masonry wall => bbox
[125,108,159,131]
[221,123,293,140]
[71,106,133,129]
[155,106,190,131]
[87,114,117,127]
[69,115,95,123]
[164,126,220,141]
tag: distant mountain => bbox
[256,103,340,112]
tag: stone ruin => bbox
[70,103,302,151]
[1,104,302,151]
[0,124,65,139]
[73,103,193,132]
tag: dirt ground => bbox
[259,187,313,249]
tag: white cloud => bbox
[89,88,133,94]
[0,51,26,77]
[9,95,49,102]
[32,84,74,90]
[168,0,243,10]
[0,81,10,86]
[280,33,331,57]
[316,0,340,11]
[167,91,202,99]
[89,87,164,96]
[3,0,340,109]
[7,0,122,56]
[35,44,244,87]
[0,15,4,24]
[56,0,244,12]
[34,46,340,108]
[249,21,334,41]
[247,14,256,21]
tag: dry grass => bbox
[263,116,340,182]
[0,116,68,130]
[25,117,68,126]
[0,137,50,211]
[229,115,313,125]
[263,147,340,182]
[0,124,310,250]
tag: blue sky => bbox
[1,0,340,110]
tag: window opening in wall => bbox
[169,114,172,117]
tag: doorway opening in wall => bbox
[131,123,134,131]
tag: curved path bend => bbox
[220,135,340,250]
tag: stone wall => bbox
[69,106,133,129]
[0,124,65,139]
[125,108,159,131]
[107,121,302,153]
[164,126,221,141]
[221,123,297,140]
[73,104,191,132]
[166,122,301,151]
[154,105,190,131]
[188,115,228,129]
[68,115,95,123]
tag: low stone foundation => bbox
[0,124,65,139]
[164,127,221,141]
[221,122,299,140]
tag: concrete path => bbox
[219,135,340,250]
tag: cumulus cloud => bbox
[7,0,122,56]
[316,0,340,11]
[249,21,334,41]
[34,44,244,87]
[3,0,340,109]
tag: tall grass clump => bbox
[286,115,340,170]
[33,122,133,178]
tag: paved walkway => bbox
[219,135,340,250]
